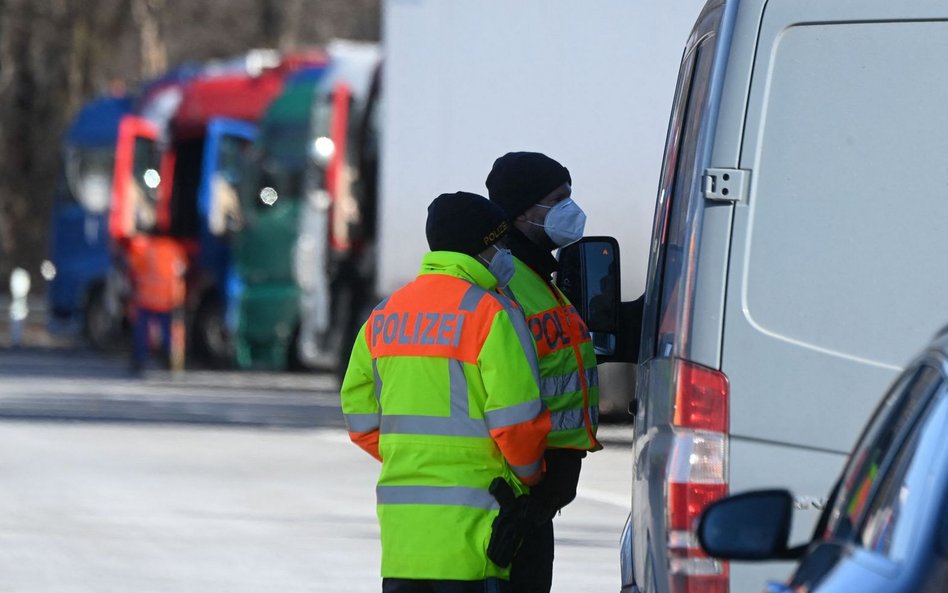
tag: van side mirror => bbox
[698,490,799,561]
[557,237,641,362]
[557,237,620,332]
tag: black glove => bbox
[527,449,584,524]
[486,477,530,568]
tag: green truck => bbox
[233,42,381,372]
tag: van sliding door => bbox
[722,0,948,577]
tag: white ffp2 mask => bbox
[531,198,586,247]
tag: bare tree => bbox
[132,0,168,78]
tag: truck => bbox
[47,93,133,348]
[109,51,325,367]
[233,41,380,371]
[57,60,262,352]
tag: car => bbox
[696,328,948,593]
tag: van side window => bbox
[642,36,716,360]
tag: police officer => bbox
[340,191,551,593]
[486,152,601,593]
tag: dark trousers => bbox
[509,518,554,593]
[382,578,508,593]
[509,449,585,593]
[133,309,171,366]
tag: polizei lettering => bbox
[528,309,571,352]
[372,311,467,348]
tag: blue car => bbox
[698,329,948,592]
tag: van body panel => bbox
[705,0,764,167]
[727,436,852,587]
[689,203,732,369]
[726,5,948,449]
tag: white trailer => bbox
[379,0,706,412]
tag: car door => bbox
[781,361,948,592]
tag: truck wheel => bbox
[287,326,311,373]
[193,297,233,369]
[85,285,123,352]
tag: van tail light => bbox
[674,358,728,431]
[667,359,730,593]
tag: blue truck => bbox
[47,94,133,348]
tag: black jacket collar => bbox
[508,228,559,281]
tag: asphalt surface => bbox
[0,343,634,592]
[0,344,633,444]
[0,346,344,428]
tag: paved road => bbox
[0,346,633,593]
[0,347,343,428]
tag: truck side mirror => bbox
[557,237,621,355]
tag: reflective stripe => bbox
[372,359,383,409]
[345,412,380,433]
[540,372,582,399]
[449,358,469,417]
[494,293,541,385]
[485,399,543,431]
[586,367,599,389]
[381,414,489,437]
[379,358,489,438]
[510,457,544,481]
[550,405,599,432]
[540,368,599,399]
[459,284,487,312]
[377,485,499,510]
[373,297,390,311]
[551,408,584,432]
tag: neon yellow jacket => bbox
[341,251,551,580]
[501,257,600,450]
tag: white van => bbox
[558,0,948,591]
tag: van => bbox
[558,1,948,591]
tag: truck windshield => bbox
[65,146,115,213]
[209,135,253,235]
[131,136,161,232]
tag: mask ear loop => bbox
[533,198,573,211]
[524,199,569,230]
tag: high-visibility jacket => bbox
[127,235,187,313]
[340,250,551,581]
[500,256,600,451]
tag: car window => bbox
[823,363,942,539]
[860,386,947,559]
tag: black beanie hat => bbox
[426,191,510,257]
[485,151,572,219]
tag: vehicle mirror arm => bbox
[779,543,808,560]
[608,294,643,363]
